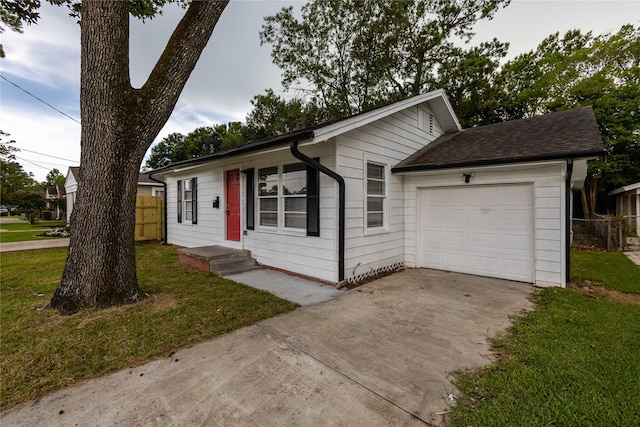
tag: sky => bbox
[0,0,638,182]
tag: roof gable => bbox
[153,90,460,173]
[393,106,605,172]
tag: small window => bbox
[283,163,307,230]
[366,163,385,228]
[258,166,278,227]
[177,178,197,224]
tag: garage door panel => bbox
[447,253,470,269]
[471,256,498,274]
[422,251,444,267]
[473,208,499,226]
[444,231,469,247]
[446,209,470,225]
[503,233,531,251]
[472,232,498,249]
[500,186,532,204]
[419,184,534,283]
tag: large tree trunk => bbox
[49,0,228,314]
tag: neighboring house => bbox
[153,90,604,288]
[610,182,640,236]
[65,167,164,222]
[44,183,66,219]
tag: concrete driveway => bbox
[1,269,533,426]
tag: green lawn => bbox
[571,251,640,293]
[0,244,298,410]
[0,221,68,243]
[449,251,640,426]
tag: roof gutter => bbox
[148,173,167,245]
[565,158,574,285]
[290,140,346,282]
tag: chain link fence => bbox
[572,214,638,251]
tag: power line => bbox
[0,144,79,163]
[14,155,51,171]
[0,74,81,125]
[14,157,73,168]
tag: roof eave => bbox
[150,129,315,174]
[392,150,604,174]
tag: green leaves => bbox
[260,0,510,117]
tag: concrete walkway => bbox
[226,269,343,306]
[1,269,533,426]
[0,238,70,253]
[624,251,640,267]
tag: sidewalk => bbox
[624,251,640,267]
[0,239,70,253]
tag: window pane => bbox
[184,190,192,201]
[367,197,383,212]
[367,180,384,195]
[184,180,192,191]
[283,163,306,195]
[285,213,306,229]
[285,197,306,212]
[260,212,277,227]
[367,163,384,180]
[259,198,277,212]
[258,167,278,196]
[185,201,192,221]
[367,212,383,228]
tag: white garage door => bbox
[418,184,534,283]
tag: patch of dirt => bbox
[32,293,182,330]
[569,281,640,306]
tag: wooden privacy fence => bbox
[135,196,164,241]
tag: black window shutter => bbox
[245,168,255,230]
[191,177,197,225]
[177,180,182,223]
[306,159,320,237]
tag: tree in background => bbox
[45,168,66,187]
[0,131,38,204]
[245,89,328,139]
[3,0,230,314]
[11,191,46,224]
[494,25,640,215]
[144,122,254,170]
[260,0,510,118]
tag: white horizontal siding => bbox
[336,104,443,282]
[166,142,340,283]
[401,162,567,287]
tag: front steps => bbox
[178,245,262,276]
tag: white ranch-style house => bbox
[152,90,604,288]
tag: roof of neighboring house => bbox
[45,184,66,197]
[393,106,605,173]
[66,167,164,186]
[609,181,640,196]
[138,172,165,185]
[68,166,80,177]
[151,90,460,173]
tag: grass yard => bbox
[0,221,68,243]
[449,251,640,426]
[0,244,298,410]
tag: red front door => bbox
[226,169,241,241]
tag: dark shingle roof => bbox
[393,106,604,172]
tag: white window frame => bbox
[256,162,307,233]
[364,157,389,233]
[183,179,193,224]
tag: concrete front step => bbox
[178,245,262,276]
[211,257,261,277]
